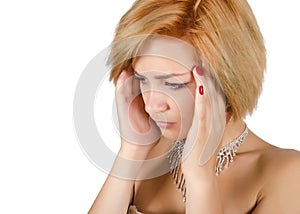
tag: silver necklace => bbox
[167,138,186,202]
[216,126,248,175]
[167,125,248,202]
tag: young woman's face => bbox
[133,56,196,141]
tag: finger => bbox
[182,66,211,162]
[192,65,209,114]
[132,74,141,97]
[116,70,134,100]
[116,70,127,91]
[115,70,161,146]
[192,66,226,166]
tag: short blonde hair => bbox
[108,0,266,120]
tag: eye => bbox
[165,82,188,90]
[134,74,146,84]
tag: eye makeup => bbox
[133,72,146,83]
[133,70,191,90]
[164,82,189,90]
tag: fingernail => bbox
[196,66,203,76]
[199,85,204,95]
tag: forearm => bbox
[89,146,148,214]
[89,174,134,214]
[185,174,223,214]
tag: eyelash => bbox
[165,82,187,89]
[134,75,146,83]
[134,75,188,90]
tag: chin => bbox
[161,129,186,142]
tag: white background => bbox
[0,0,299,213]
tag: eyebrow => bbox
[133,69,190,79]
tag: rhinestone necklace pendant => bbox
[167,125,249,203]
[215,126,248,176]
[167,139,186,202]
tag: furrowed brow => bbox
[133,68,189,79]
[154,72,189,79]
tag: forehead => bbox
[132,35,198,74]
[132,56,190,75]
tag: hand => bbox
[181,65,226,177]
[115,70,161,158]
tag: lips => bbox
[154,121,176,129]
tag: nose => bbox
[143,90,169,114]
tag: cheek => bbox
[139,85,150,103]
[175,85,196,115]
[178,96,195,122]
[171,87,195,129]
[140,92,147,103]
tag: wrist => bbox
[182,163,216,183]
[119,143,150,160]
[109,148,147,180]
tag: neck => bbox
[154,119,247,157]
[220,119,247,148]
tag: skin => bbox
[132,57,196,142]
[89,56,300,214]
[131,56,300,213]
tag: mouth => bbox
[154,121,176,129]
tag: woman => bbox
[89,0,300,213]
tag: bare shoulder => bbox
[259,146,300,174]
[256,145,300,190]
[253,146,300,213]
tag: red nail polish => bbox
[199,85,204,95]
[196,66,203,76]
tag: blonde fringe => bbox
[108,0,266,120]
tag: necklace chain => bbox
[167,138,186,202]
[216,126,248,175]
[167,125,249,202]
